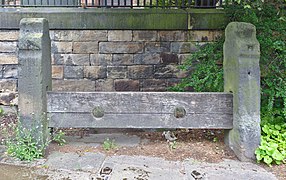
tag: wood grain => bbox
[47,92,233,129]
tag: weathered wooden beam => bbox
[47,92,233,129]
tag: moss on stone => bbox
[0,8,227,30]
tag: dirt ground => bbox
[1,113,286,180]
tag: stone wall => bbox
[0,29,221,102]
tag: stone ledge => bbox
[0,8,227,30]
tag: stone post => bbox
[224,22,261,161]
[18,18,52,149]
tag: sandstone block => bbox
[49,31,55,40]
[95,79,114,91]
[154,65,178,79]
[133,31,158,41]
[0,79,17,91]
[72,30,107,41]
[213,31,223,41]
[171,42,197,53]
[3,65,17,78]
[84,66,107,80]
[160,52,179,65]
[64,66,84,79]
[0,53,18,65]
[53,54,90,65]
[114,79,139,91]
[141,79,166,92]
[52,30,73,41]
[0,65,2,78]
[52,54,64,65]
[63,54,90,66]
[108,30,132,41]
[52,79,95,91]
[112,54,133,65]
[142,86,159,92]
[158,31,188,41]
[0,31,19,41]
[99,42,143,54]
[107,66,128,79]
[145,42,170,53]
[52,41,72,53]
[166,78,184,89]
[128,65,153,79]
[0,42,17,53]
[134,53,161,65]
[52,65,64,79]
[73,42,99,54]
[90,54,112,66]
[189,30,222,42]
[0,105,17,114]
[0,92,17,106]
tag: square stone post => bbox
[18,18,52,149]
[224,22,261,161]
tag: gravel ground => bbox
[1,112,285,179]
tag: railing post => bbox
[18,18,52,149]
[224,22,261,161]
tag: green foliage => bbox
[52,130,66,146]
[150,0,219,8]
[171,1,286,165]
[230,3,286,165]
[0,107,4,116]
[103,138,117,151]
[3,120,67,161]
[224,2,286,124]
[150,0,190,8]
[170,40,224,92]
[255,123,286,166]
[5,123,46,161]
[169,140,178,150]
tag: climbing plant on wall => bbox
[171,0,286,165]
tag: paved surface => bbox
[0,133,278,180]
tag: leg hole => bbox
[248,72,251,75]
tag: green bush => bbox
[6,123,46,161]
[150,0,189,7]
[171,2,286,165]
[169,40,224,92]
[5,121,66,161]
[255,123,286,166]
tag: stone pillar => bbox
[18,18,52,149]
[224,22,261,161]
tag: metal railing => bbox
[0,0,222,8]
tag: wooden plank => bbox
[48,113,233,129]
[47,92,233,129]
[47,92,233,114]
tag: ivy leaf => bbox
[263,156,273,165]
[266,147,275,156]
[273,130,280,136]
[275,125,281,130]
[262,125,270,135]
[275,160,282,165]
[255,151,263,161]
[272,150,284,161]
